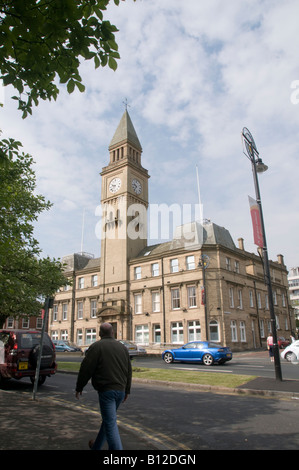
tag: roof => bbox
[109,110,142,151]
[134,221,236,259]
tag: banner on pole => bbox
[248,196,263,247]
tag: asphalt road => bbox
[57,350,299,381]
[7,370,299,450]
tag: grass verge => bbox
[57,361,256,389]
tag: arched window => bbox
[209,320,219,342]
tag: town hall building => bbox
[49,111,294,351]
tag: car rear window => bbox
[20,333,52,349]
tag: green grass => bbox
[57,361,255,389]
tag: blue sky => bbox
[1,0,299,270]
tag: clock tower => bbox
[100,110,150,313]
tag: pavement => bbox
[1,352,299,452]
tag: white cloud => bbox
[1,0,299,269]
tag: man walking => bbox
[75,323,132,450]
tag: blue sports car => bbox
[162,341,232,366]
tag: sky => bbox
[1,0,299,271]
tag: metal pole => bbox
[32,297,51,399]
[251,156,283,381]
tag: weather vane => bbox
[123,98,131,111]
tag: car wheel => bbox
[30,375,46,386]
[202,353,214,366]
[285,352,297,363]
[163,352,174,364]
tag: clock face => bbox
[109,177,121,193]
[132,178,142,194]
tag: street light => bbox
[241,127,282,381]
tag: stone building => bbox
[49,111,294,351]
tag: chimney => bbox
[238,238,244,250]
[277,254,285,265]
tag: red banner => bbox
[248,196,263,247]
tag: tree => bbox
[0,137,68,327]
[0,0,125,117]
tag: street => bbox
[58,349,299,381]
[2,350,299,450]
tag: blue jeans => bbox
[92,390,125,450]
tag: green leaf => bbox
[75,81,85,92]
[108,56,118,71]
[67,79,75,94]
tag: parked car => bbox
[118,340,147,358]
[53,340,82,352]
[0,329,56,386]
[162,341,232,366]
[277,337,291,349]
[281,340,299,362]
[53,343,75,352]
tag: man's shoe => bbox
[88,439,94,449]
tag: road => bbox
[4,350,299,450]
[58,349,299,380]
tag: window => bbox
[85,328,96,345]
[7,317,14,328]
[234,260,240,273]
[151,263,159,277]
[134,293,142,314]
[238,290,243,309]
[273,290,278,305]
[91,275,98,287]
[152,291,160,312]
[77,329,83,346]
[265,294,269,309]
[275,315,280,330]
[260,319,265,338]
[78,277,84,289]
[231,320,238,342]
[77,301,83,320]
[249,290,254,308]
[209,320,219,341]
[90,300,97,318]
[134,266,141,280]
[282,293,286,307]
[51,331,58,341]
[171,288,180,309]
[153,324,161,343]
[170,258,179,273]
[257,292,262,309]
[62,303,68,320]
[135,324,149,344]
[61,330,68,341]
[171,322,184,343]
[226,257,231,271]
[187,286,197,308]
[22,317,29,329]
[229,287,234,308]
[36,317,43,329]
[186,255,195,270]
[53,305,58,321]
[240,321,246,342]
[188,321,201,341]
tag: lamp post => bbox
[198,254,209,341]
[242,127,282,381]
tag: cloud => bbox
[1,0,299,269]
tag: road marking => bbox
[41,395,190,451]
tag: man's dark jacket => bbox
[75,337,132,394]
